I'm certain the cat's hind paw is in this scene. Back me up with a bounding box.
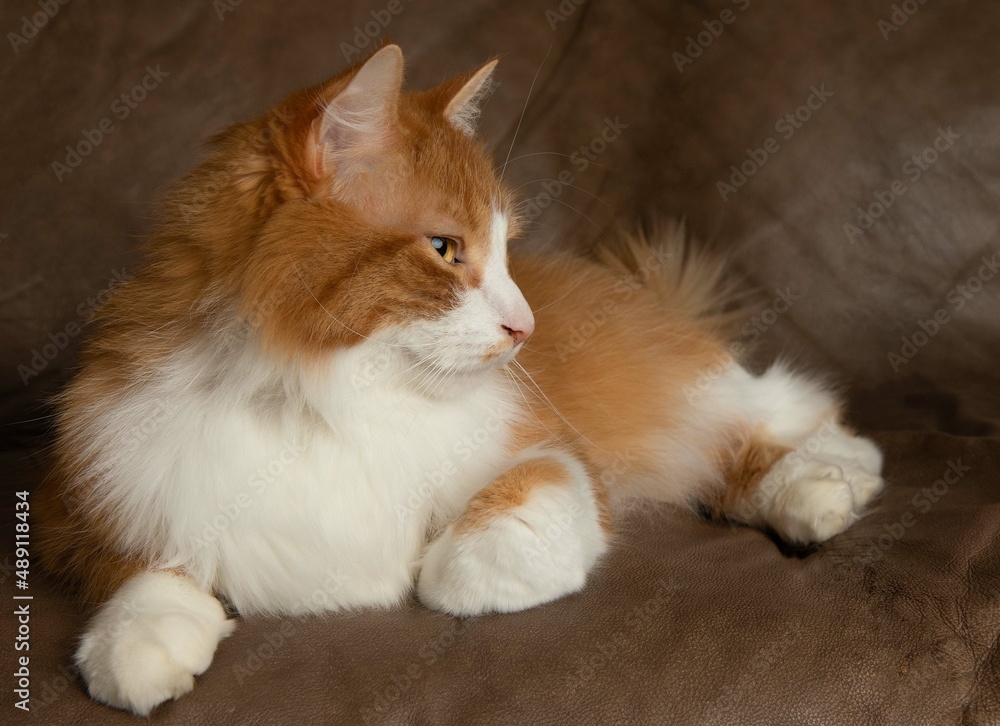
[759,455,884,545]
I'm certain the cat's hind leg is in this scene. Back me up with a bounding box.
[709,364,885,545]
[416,450,610,616]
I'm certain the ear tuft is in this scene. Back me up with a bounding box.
[444,59,498,136]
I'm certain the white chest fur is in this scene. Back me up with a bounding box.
[90,336,519,615]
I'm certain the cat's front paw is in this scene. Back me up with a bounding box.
[76,572,235,716]
[417,474,608,616]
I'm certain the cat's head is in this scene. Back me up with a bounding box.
[202,44,534,392]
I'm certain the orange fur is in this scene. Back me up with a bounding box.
[35,47,757,609]
[510,249,731,490]
[456,457,572,533]
[711,431,793,519]
[35,49,519,606]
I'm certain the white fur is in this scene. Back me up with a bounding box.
[481,211,534,340]
[67,208,549,711]
[76,571,234,716]
[700,362,885,543]
[66,227,882,711]
[417,449,609,616]
[68,206,535,618]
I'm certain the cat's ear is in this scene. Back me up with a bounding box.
[311,44,404,179]
[442,59,498,136]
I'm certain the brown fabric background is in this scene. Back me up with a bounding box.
[1,1,998,724]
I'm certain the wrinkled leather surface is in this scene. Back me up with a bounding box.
[1,1,998,724]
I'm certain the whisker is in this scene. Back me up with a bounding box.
[544,197,603,230]
[498,151,607,173]
[510,359,608,456]
[498,42,553,184]
[512,178,613,208]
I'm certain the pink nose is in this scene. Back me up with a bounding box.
[502,322,533,346]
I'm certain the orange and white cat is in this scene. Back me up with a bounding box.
[36,45,884,715]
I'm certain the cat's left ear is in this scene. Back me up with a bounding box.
[308,44,404,181]
[441,59,498,136]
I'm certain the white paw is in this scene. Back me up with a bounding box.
[840,467,885,508]
[806,428,885,506]
[811,428,883,473]
[77,571,235,716]
[417,480,608,616]
[758,450,886,545]
[767,460,858,544]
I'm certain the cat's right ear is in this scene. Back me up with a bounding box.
[307,44,404,182]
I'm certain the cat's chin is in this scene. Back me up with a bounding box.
[410,357,513,400]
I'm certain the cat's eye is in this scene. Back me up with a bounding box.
[429,236,458,264]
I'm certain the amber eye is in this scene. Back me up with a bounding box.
[429,236,458,264]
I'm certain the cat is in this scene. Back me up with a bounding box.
[35,44,885,715]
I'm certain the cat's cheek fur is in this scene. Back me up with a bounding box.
[396,211,533,376]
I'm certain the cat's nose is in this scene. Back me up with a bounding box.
[502,320,533,346]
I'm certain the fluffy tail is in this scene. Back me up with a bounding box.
[595,219,752,337]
